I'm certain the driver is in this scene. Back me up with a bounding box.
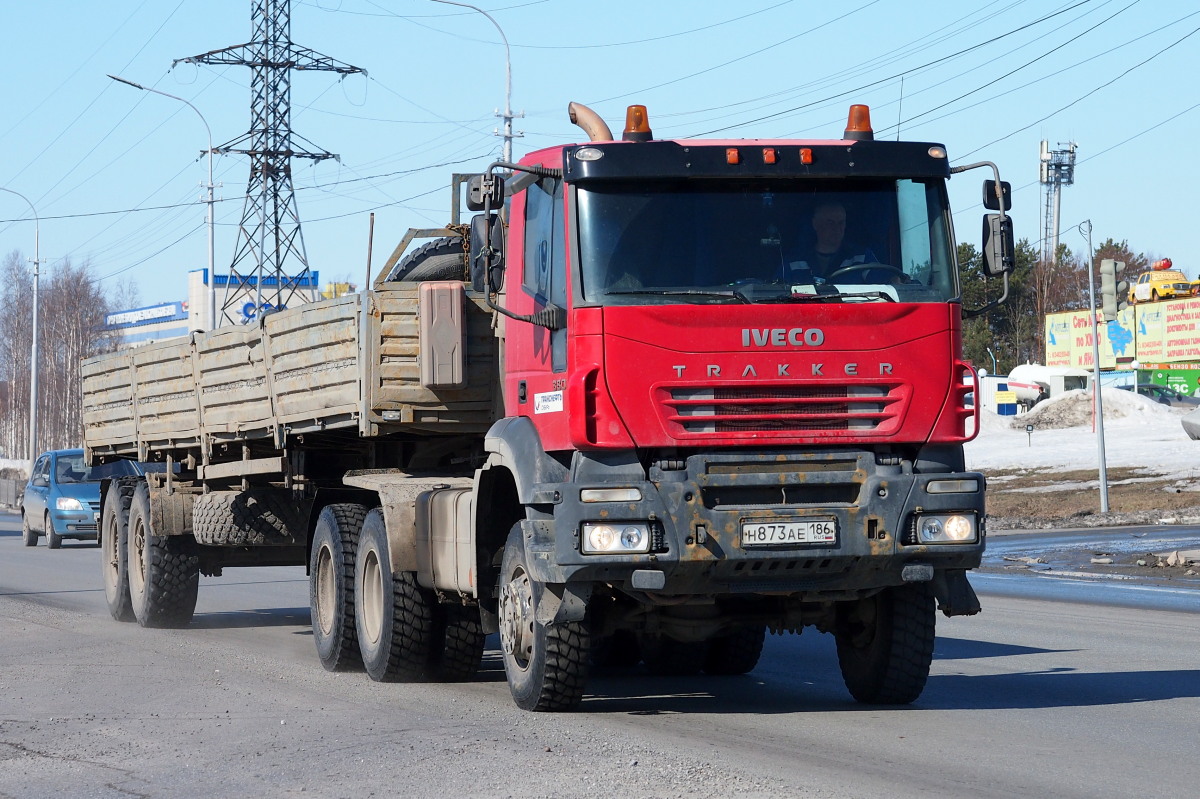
[789,201,878,282]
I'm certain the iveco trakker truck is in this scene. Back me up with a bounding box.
[84,102,1014,710]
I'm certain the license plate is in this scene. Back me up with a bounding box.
[741,519,837,547]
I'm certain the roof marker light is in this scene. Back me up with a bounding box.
[726,148,740,165]
[800,148,813,165]
[762,147,777,164]
[844,104,874,141]
[622,105,653,142]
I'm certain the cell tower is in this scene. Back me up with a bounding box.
[175,0,364,326]
[1039,140,1078,267]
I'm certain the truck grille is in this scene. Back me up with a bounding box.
[661,383,905,435]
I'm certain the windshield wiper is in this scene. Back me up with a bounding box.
[783,290,897,303]
[604,289,751,304]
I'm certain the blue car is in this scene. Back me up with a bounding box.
[21,449,141,549]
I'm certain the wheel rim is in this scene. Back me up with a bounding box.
[360,547,383,645]
[500,565,534,670]
[129,515,146,596]
[314,543,336,637]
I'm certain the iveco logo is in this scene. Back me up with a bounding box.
[742,327,825,348]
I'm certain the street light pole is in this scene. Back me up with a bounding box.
[429,0,520,164]
[108,75,217,330]
[0,187,42,474]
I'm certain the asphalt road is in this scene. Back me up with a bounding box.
[2,509,1198,799]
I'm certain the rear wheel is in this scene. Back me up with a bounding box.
[21,513,37,546]
[310,503,369,671]
[127,480,199,628]
[499,525,589,711]
[45,512,62,549]
[704,626,767,675]
[354,508,433,681]
[1151,289,1159,301]
[642,635,708,676]
[835,583,936,704]
[101,479,137,622]
[428,604,486,682]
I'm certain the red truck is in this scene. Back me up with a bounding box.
[84,101,1013,711]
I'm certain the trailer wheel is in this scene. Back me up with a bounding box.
[499,525,589,711]
[704,625,767,676]
[353,508,432,681]
[388,237,466,282]
[193,489,305,546]
[428,604,486,682]
[101,478,137,622]
[835,582,936,704]
[127,480,199,628]
[310,503,369,672]
[21,512,37,546]
[642,635,707,676]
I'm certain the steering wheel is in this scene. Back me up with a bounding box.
[826,262,906,283]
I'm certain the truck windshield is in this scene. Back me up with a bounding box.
[576,178,957,305]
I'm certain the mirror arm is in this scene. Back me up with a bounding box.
[950,160,1007,228]
[962,272,1010,319]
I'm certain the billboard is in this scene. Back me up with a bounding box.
[1044,297,1200,369]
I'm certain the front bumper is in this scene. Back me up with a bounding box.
[525,449,984,599]
[49,508,100,539]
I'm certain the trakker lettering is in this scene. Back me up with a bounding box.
[673,363,893,377]
[742,328,826,348]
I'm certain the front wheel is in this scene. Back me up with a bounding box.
[45,513,62,549]
[498,525,589,711]
[127,480,199,628]
[835,583,936,704]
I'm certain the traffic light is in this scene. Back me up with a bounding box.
[1099,259,1128,321]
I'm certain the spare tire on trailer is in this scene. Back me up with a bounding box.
[192,489,307,546]
[386,237,466,282]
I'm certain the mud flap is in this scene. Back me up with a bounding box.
[534,582,591,625]
[931,569,982,617]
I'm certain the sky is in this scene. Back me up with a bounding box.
[1,0,1197,310]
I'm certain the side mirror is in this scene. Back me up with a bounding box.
[466,174,505,212]
[469,212,505,293]
[982,214,1014,276]
[983,180,1011,211]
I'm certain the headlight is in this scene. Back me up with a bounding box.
[56,497,85,511]
[913,513,977,544]
[581,522,651,554]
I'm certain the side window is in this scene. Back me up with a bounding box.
[32,456,48,486]
[522,178,565,307]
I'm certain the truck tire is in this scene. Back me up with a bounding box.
[354,508,433,681]
[704,625,767,676]
[428,604,486,682]
[45,512,62,549]
[310,503,369,672]
[101,478,137,622]
[192,489,305,546]
[127,480,200,628]
[835,582,935,704]
[642,635,707,676]
[388,237,466,282]
[499,525,589,711]
[21,512,37,546]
